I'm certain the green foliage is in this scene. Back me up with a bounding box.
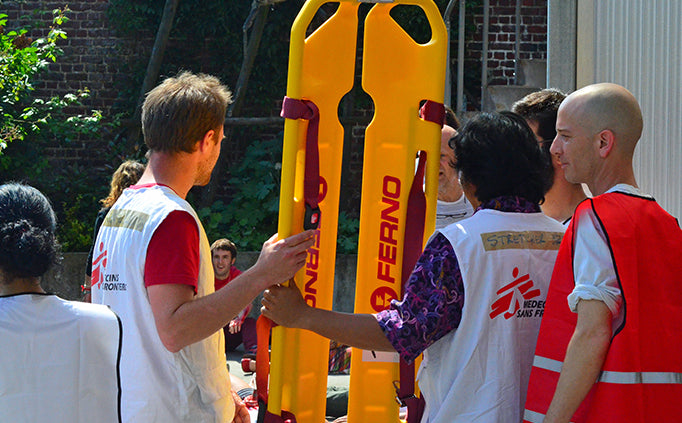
[57,192,97,252]
[0,8,119,252]
[337,211,359,253]
[105,1,300,115]
[198,136,282,251]
[0,9,73,150]
[197,134,360,253]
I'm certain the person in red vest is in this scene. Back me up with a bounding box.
[211,238,257,358]
[523,83,682,423]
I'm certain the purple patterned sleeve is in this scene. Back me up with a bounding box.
[375,232,465,363]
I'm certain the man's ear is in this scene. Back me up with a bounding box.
[198,129,216,152]
[597,129,615,158]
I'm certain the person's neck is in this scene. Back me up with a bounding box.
[438,190,464,203]
[0,276,45,296]
[138,152,197,199]
[587,164,637,196]
[542,181,587,223]
[215,269,230,281]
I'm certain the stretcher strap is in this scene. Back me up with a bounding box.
[281,96,321,230]
[419,100,445,127]
[255,315,298,423]
[396,150,428,423]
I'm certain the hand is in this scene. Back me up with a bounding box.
[231,390,251,423]
[251,230,317,289]
[228,319,243,334]
[260,281,310,329]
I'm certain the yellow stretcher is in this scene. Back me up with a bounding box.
[269,1,447,422]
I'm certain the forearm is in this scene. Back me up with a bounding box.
[301,307,395,352]
[149,267,269,352]
[544,300,612,423]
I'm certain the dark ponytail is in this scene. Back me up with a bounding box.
[0,183,60,279]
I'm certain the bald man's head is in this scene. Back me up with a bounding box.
[561,83,643,155]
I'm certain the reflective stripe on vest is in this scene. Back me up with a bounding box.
[533,354,682,384]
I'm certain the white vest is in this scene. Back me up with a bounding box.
[419,209,564,423]
[92,185,233,423]
[0,294,121,422]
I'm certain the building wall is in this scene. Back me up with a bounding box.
[3,0,152,165]
[467,0,548,86]
[576,0,682,219]
[4,0,549,164]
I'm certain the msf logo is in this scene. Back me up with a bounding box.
[489,267,541,320]
[91,242,108,289]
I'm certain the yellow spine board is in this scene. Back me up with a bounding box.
[347,1,447,422]
[272,2,358,422]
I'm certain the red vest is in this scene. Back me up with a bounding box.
[524,192,682,423]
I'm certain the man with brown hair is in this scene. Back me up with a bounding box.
[211,238,257,358]
[512,88,586,224]
[92,71,315,423]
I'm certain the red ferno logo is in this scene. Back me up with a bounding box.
[303,176,327,307]
[370,175,401,312]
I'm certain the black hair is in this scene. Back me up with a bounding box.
[450,111,552,204]
[0,183,60,279]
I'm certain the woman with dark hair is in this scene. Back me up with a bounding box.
[260,112,567,422]
[0,183,121,422]
[452,111,553,206]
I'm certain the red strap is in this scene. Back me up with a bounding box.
[281,96,321,230]
[396,151,428,422]
[255,315,298,423]
[255,315,273,405]
[400,150,428,283]
[419,100,445,127]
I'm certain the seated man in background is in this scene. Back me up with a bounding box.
[212,238,257,358]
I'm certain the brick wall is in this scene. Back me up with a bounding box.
[466,0,548,86]
[3,0,152,165]
[3,0,547,178]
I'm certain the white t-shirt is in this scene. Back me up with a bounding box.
[568,184,652,333]
[435,194,474,230]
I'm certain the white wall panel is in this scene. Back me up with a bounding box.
[579,0,681,219]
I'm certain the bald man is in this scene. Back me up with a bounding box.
[435,124,473,229]
[523,83,682,423]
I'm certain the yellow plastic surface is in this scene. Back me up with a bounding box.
[274,1,446,422]
[347,1,447,422]
[271,2,358,422]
